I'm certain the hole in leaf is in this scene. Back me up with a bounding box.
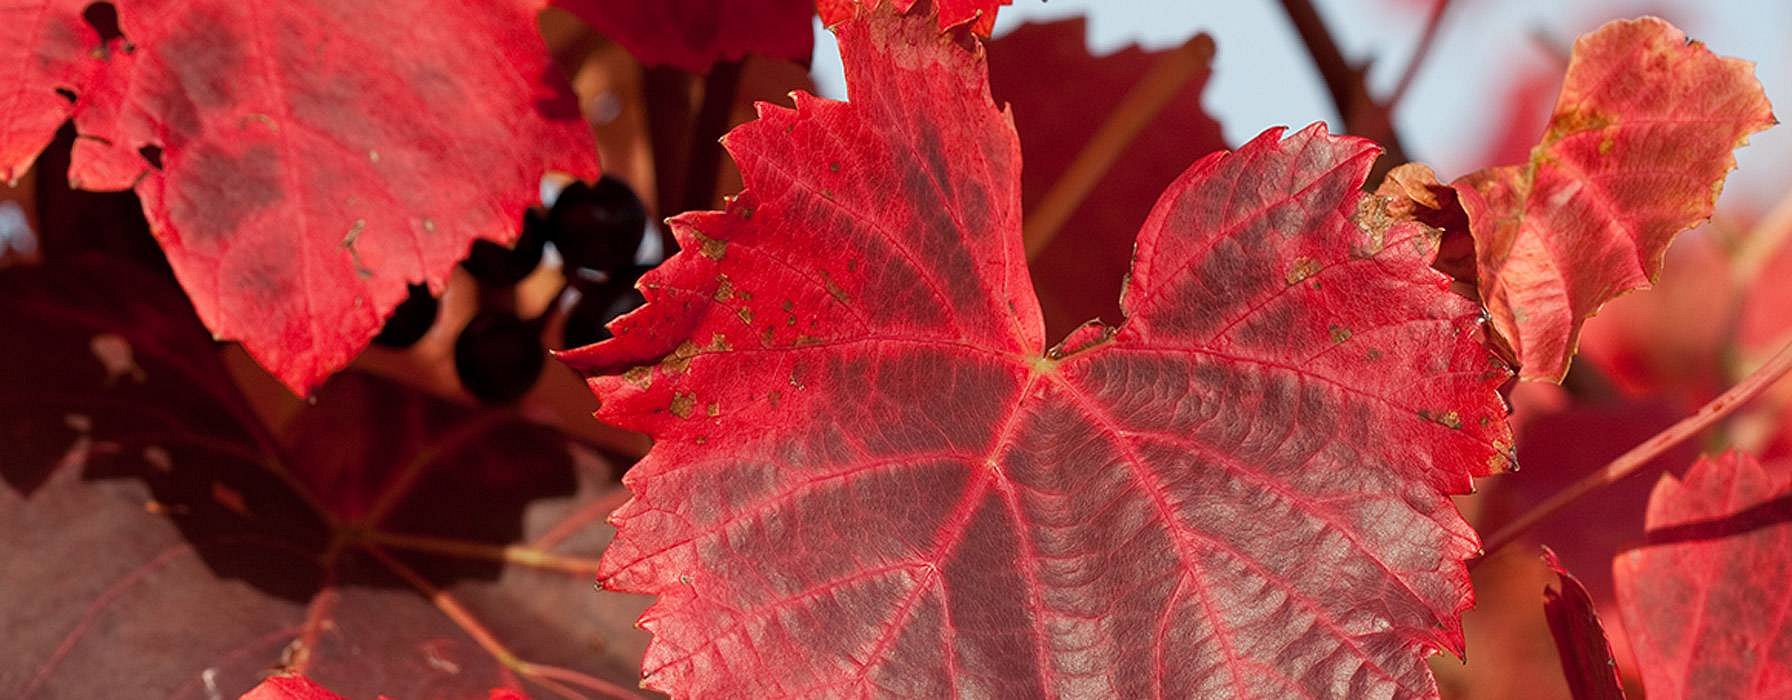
[81,2,124,43]
[54,87,76,104]
[138,145,164,170]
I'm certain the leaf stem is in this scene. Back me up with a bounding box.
[1275,0,1409,181]
[363,530,605,575]
[1021,34,1215,259]
[365,544,637,699]
[1478,336,1792,559]
[530,486,633,550]
[1386,0,1451,109]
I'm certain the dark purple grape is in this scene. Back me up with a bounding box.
[560,272,646,349]
[461,210,548,286]
[551,176,646,281]
[453,311,545,404]
[372,283,439,348]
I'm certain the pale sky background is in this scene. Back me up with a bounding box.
[809,0,1792,207]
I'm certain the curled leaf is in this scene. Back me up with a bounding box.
[1453,17,1772,383]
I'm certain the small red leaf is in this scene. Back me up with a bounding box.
[1614,452,1792,699]
[554,0,816,74]
[1453,17,1773,383]
[240,674,347,700]
[1541,547,1626,700]
[0,0,599,395]
[568,2,1513,695]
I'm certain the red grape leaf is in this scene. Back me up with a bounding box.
[562,1,1514,695]
[0,0,599,396]
[0,0,101,183]
[985,17,1227,341]
[554,0,815,74]
[818,0,1008,35]
[1541,547,1626,700]
[1613,451,1792,699]
[0,256,646,698]
[1452,17,1773,383]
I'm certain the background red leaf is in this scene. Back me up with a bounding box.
[1452,17,1773,383]
[0,256,647,698]
[0,0,600,395]
[567,2,1514,695]
[1613,451,1792,699]
[984,17,1226,341]
[553,0,815,74]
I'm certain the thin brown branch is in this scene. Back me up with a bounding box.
[1276,0,1409,182]
[1022,34,1215,259]
[1387,0,1451,109]
[1478,336,1792,560]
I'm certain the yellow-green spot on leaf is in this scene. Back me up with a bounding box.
[820,272,850,303]
[1417,409,1463,430]
[623,366,652,389]
[692,230,727,260]
[1286,257,1321,285]
[1329,325,1351,344]
[660,340,703,373]
[670,393,696,419]
[714,276,735,302]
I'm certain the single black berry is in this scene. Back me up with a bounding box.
[551,176,647,280]
[453,311,545,404]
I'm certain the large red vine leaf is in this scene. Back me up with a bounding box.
[553,0,816,74]
[1613,452,1792,699]
[1452,17,1773,383]
[0,256,646,698]
[0,0,599,395]
[985,17,1227,342]
[563,2,1514,695]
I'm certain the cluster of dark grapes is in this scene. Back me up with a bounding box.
[373,176,652,404]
